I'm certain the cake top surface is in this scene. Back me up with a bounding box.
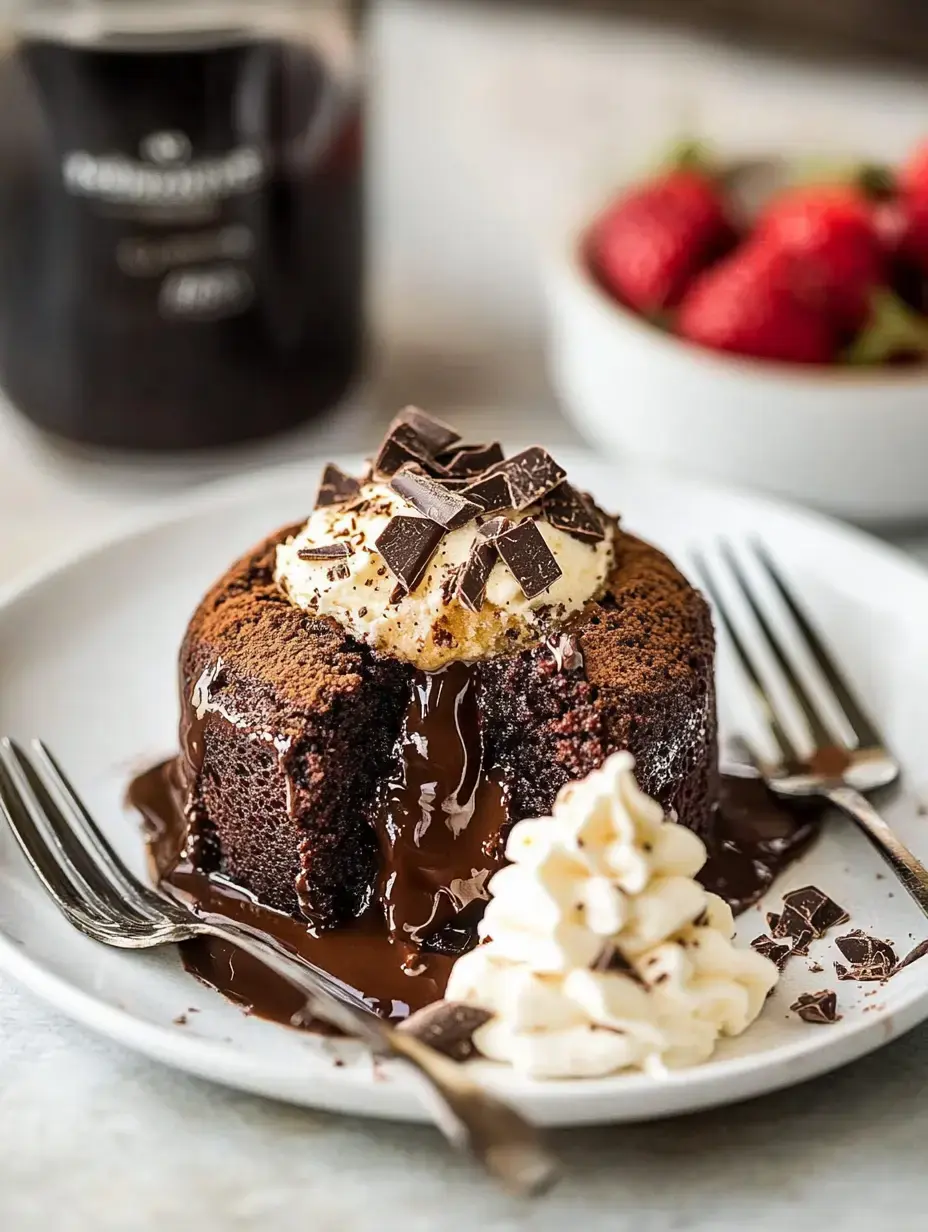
[275,408,616,669]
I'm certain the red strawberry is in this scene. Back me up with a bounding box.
[677,244,836,364]
[754,185,884,333]
[894,140,928,273]
[590,168,734,315]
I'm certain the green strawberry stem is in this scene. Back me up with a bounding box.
[654,138,715,178]
[846,290,928,364]
[789,157,895,200]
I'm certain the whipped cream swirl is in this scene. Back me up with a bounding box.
[275,481,614,670]
[445,753,779,1078]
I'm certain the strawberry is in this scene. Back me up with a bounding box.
[754,184,885,333]
[677,244,836,364]
[894,140,928,274]
[590,166,734,315]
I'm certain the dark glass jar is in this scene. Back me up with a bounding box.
[0,1,363,451]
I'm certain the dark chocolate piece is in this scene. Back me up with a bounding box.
[790,990,840,1024]
[834,930,897,981]
[373,422,443,478]
[439,442,505,476]
[375,516,445,593]
[315,463,361,509]
[392,406,461,456]
[751,934,791,972]
[773,886,849,942]
[297,543,353,561]
[456,538,499,613]
[476,515,513,541]
[545,632,585,673]
[488,446,567,511]
[391,464,481,530]
[543,482,605,543]
[396,1001,492,1061]
[766,912,782,934]
[789,930,814,958]
[495,519,563,599]
[462,472,512,514]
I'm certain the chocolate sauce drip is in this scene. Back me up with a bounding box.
[371,662,509,954]
[128,753,819,1031]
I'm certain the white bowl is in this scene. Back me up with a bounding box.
[545,234,928,524]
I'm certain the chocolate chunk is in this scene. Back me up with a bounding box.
[297,542,353,561]
[456,538,498,612]
[462,472,512,514]
[542,482,605,543]
[373,422,443,478]
[773,886,849,942]
[790,990,840,1024]
[391,464,481,530]
[834,930,897,981]
[392,406,461,456]
[439,442,506,476]
[315,463,361,509]
[751,934,791,972]
[375,516,445,593]
[766,912,782,934]
[545,632,585,673]
[495,519,563,599]
[397,1001,492,1061]
[476,515,513,541]
[487,446,567,511]
[789,930,814,958]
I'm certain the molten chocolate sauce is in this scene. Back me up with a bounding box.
[128,665,820,1030]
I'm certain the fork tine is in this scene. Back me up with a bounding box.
[0,739,159,935]
[0,741,119,934]
[752,540,882,749]
[30,740,173,924]
[690,551,801,769]
[720,542,840,752]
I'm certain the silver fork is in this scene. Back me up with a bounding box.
[0,737,558,1197]
[692,541,928,918]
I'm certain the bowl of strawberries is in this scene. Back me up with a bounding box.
[546,141,928,523]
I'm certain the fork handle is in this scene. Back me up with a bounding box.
[824,785,928,919]
[194,917,558,1197]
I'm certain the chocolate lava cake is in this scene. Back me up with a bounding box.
[171,410,718,970]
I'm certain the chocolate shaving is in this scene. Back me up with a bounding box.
[396,1001,492,1062]
[542,482,605,543]
[315,463,361,509]
[594,944,646,987]
[392,406,461,456]
[462,472,512,514]
[456,538,499,613]
[790,990,841,1024]
[375,516,445,593]
[495,519,563,599]
[439,442,505,476]
[297,542,353,561]
[391,464,481,530]
[834,930,897,981]
[487,446,567,511]
[773,886,849,942]
[751,934,791,972]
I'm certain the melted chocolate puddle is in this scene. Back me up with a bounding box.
[129,671,820,1030]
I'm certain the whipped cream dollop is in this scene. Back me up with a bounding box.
[445,753,779,1078]
[275,481,614,670]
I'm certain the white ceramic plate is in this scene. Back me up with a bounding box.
[2,455,928,1127]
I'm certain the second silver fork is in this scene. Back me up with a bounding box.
[693,540,928,919]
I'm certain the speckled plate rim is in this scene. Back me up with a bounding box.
[1,452,928,1127]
